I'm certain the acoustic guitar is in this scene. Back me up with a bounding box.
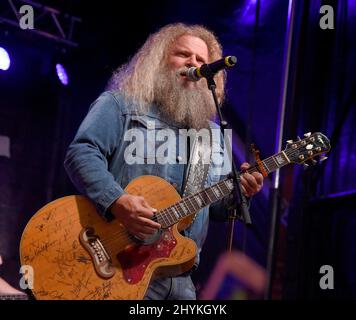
[20,132,330,299]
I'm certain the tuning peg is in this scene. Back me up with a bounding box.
[311,159,317,165]
[286,140,293,144]
[303,163,309,169]
[304,132,311,138]
[320,156,328,162]
[297,136,301,141]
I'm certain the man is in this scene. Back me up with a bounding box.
[64,23,263,300]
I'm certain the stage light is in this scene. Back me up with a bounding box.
[241,0,258,25]
[55,63,69,85]
[0,47,11,71]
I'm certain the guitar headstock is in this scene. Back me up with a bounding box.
[284,132,331,166]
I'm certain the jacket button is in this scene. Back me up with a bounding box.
[171,182,178,188]
[177,155,183,162]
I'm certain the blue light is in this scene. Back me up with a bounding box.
[0,47,11,71]
[56,63,69,85]
[241,0,258,25]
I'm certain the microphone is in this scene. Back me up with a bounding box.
[183,56,237,81]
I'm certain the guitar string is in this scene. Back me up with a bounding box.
[99,182,233,247]
[99,179,232,246]
[101,165,250,246]
[99,187,228,248]
[99,154,300,248]
[99,147,321,248]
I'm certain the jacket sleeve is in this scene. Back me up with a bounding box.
[64,92,126,218]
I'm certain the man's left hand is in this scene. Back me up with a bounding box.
[239,162,264,197]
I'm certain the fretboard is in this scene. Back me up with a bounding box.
[157,150,291,228]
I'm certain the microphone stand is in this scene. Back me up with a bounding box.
[205,75,252,252]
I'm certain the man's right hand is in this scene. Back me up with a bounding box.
[110,194,161,240]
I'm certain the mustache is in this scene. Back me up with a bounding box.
[177,68,188,76]
[177,67,188,77]
[170,67,206,90]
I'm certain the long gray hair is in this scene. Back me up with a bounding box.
[107,23,225,112]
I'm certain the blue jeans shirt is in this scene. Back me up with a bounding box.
[64,91,230,270]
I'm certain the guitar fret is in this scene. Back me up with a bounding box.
[171,206,181,219]
[261,160,270,173]
[195,194,203,207]
[187,197,196,211]
[157,210,165,226]
[166,210,174,227]
[159,209,169,227]
[183,198,194,214]
[197,192,206,206]
[271,156,280,169]
[261,157,274,172]
[219,181,229,194]
[204,190,213,202]
[209,187,219,202]
[216,184,224,195]
[210,186,220,199]
[169,203,179,224]
[178,202,188,215]
[222,179,234,193]
[200,191,210,206]
[160,209,168,227]
[212,188,219,199]
[272,152,289,169]
[165,210,173,227]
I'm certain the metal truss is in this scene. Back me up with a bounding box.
[0,0,81,47]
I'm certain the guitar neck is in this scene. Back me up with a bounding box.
[246,150,291,175]
[157,150,292,228]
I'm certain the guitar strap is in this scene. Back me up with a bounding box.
[181,128,212,224]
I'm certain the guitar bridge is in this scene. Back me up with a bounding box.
[79,228,115,279]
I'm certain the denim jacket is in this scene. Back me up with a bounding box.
[64,91,230,267]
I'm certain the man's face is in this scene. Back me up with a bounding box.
[166,35,209,88]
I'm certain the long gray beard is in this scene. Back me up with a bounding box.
[153,67,216,130]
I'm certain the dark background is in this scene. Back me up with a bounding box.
[0,0,355,299]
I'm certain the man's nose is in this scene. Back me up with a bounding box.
[185,56,199,68]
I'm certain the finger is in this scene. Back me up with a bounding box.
[240,184,248,196]
[134,232,152,240]
[242,173,259,190]
[137,216,161,229]
[140,199,158,214]
[242,173,262,196]
[137,206,156,218]
[136,224,157,235]
[240,176,254,196]
[140,198,155,211]
[240,162,251,171]
[252,172,264,186]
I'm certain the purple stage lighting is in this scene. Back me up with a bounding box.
[56,63,69,85]
[0,47,11,71]
[240,0,258,25]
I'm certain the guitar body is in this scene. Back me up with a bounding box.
[20,175,197,300]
